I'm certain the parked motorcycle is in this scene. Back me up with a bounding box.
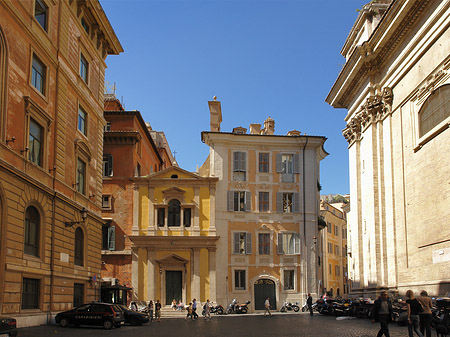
[210,304,225,315]
[332,299,353,317]
[280,301,300,312]
[226,299,250,314]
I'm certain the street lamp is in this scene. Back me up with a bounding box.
[64,207,87,227]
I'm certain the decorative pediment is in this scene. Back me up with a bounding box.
[149,166,201,180]
[156,254,189,266]
[162,186,185,203]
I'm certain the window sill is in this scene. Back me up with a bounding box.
[414,120,449,152]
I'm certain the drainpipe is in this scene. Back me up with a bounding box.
[302,136,308,296]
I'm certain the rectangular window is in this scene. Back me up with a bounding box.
[102,195,111,210]
[277,233,300,255]
[234,270,246,290]
[78,107,87,135]
[334,225,338,236]
[327,222,332,233]
[157,208,165,227]
[29,118,43,166]
[34,0,47,31]
[31,54,46,95]
[258,153,269,173]
[81,17,90,34]
[80,53,89,83]
[102,225,115,250]
[76,158,86,195]
[276,192,299,213]
[22,278,40,309]
[233,151,246,181]
[335,244,339,256]
[342,246,346,256]
[284,270,295,290]
[259,192,269,212]
[329,264,332,275]
[233,232,252,255]
[327,242,333,254]
[335,265,340,276]
[183,208,191,227]
[228,191,251,212]
[102,154,113,177]
[258,233,270,255]
[104,122,111,131]
[73,283,84,307]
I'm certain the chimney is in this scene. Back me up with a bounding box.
[262,116,275,135]
[249,124,261,135]
[208,96,222,132]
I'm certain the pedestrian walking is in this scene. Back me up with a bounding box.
[148,300,154,322]
[307,293,313,316]
[185,302,194,320]
[372,290,394,337]
[418,290,432,337]
[204,299,211,320]
[155,299,161,322]
[192,298,198,320]
[406,290,424,337]
[264,297,272,317]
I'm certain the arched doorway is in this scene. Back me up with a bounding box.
[254,279,276,310]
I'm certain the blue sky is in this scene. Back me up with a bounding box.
[101,0,365,195]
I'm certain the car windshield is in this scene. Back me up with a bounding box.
[75,304,91,312]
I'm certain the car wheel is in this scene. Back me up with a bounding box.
[59,318,69,328]
[130,317,140,326]
[293,306,299,312]
[103,320,113,330]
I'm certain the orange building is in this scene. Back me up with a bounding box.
[0,0,122,326]
[101,96,171,302]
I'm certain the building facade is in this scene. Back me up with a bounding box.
[320,200,348,298]
[129,166,219,305]
[101,97,165,300]
[201,98,328,311]
[326,0,450,296]
[0,0,122,326]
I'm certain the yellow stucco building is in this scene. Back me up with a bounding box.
[129,166,219,305]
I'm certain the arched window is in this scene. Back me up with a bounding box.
[74,227,84,266]
[419,84,450,137]
[167,199,180,227]
[24,206,40,256]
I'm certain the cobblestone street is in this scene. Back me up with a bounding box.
[17,312,410,337]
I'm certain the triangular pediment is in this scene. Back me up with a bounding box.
[156,253,189,265]
[148,166,201,180]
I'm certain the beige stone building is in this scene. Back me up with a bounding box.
[0,0,122,326]
[320,201,348,298]
[201,98,328,311]
[326,0,450,297]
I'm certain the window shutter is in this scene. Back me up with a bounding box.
[108,226,115,250]
[292,193,300,213]
[294,234,300,254]
[245,191,251,212]
[108,154,113,176]
[277,233,284,254]
[233,152,239,171]
[246,232,252,254]
[233,232,240,254]
[240,152,246,172]
[276,153,282,172]
[293,153,300,173]
[227,191,234,211]
[276,192,283,213]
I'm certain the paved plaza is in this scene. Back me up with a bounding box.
[17,312,411,337]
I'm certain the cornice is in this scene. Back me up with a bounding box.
[327,0,432,109]
[129,235,220,249]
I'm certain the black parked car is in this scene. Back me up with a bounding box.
[55,302,124,329]
[0,316,17,337]
[117,305,149,325]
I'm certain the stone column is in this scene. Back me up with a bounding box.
[132,186,140,235]
[131,247,139,300]
[148,187,156,235]
[191,248,201,299]
[208,248,217,302]
[147,249,156,300]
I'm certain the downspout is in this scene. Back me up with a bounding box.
[301,136,308,297]
[48,0,63,324]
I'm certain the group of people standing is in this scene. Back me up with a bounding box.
[373,289,433,337]
[146,300,162,322]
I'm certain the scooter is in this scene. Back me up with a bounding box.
[210,304,225,315]
[280,301,300,312]
[226,299,250,314]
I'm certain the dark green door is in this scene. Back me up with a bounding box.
[254,279,276,310]
[165,271,182,305]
